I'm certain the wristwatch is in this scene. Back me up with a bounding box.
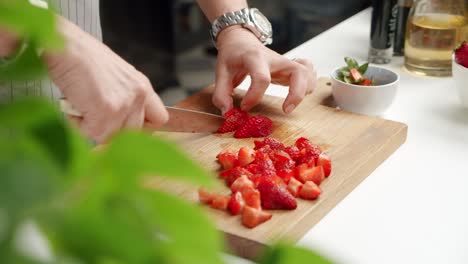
[210,8,273,48]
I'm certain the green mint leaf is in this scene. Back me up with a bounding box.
[259,243,333,264]
[343,76,352,84]
[358,63,369,74]
[344,57,359,69]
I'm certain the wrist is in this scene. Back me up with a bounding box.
[216,25,261,49]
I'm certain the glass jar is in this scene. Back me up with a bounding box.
[404,0,467,76]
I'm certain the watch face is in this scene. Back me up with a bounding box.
[250,9,272,35]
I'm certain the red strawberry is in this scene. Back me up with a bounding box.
[299,181,321,200]
[296,164,325,185]
[244,163,260,174]
[254,137,284,150]
[255,157,276,177]
[242,206,272,228]
[217,108,249,133]
[227,191,246,215]
[318,153,332,177]
[295,137,312,150]
[230,175,254,193]
[210,194,230,210]
[455,41,468,68]
[217,150,238,170]
[234,115,273,138]
[277,170,294,184]
[240,187,261,209]
[285,146,301,161]
[238,147,255,166]
[223,167,254,187]
[198,188,215,204]
[257,177,297,210]
[287,177,303,197]
[273,151,295,172]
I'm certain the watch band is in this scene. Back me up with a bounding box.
[210,8,250,41]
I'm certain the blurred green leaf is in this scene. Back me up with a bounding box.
[99,131,215,188]
[343,76,352,84]
[0,43,48,81]
[344,57,359,69]
[145,190,224,264]
[260,244,333,264]
[358,63,369,74]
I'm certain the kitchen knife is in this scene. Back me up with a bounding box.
[59,99,224,133]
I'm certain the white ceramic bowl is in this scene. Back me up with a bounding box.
[330,66,399,116]
[452,58,468,109]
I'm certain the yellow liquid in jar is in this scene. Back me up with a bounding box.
[404,14,467,76]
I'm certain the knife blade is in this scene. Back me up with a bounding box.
[59,99,223,133]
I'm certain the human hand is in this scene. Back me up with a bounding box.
[0,27,19,57]
[213,26,317,114]
[44,17,168,143]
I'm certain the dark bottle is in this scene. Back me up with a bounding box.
[393,0,413,56]
[368,0,398,64]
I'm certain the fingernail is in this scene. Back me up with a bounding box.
[285,104,296,114]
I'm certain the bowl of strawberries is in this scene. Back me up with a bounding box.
[453,41,468,109]
[331,57,399,116]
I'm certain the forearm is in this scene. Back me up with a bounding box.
[196,0,247,22]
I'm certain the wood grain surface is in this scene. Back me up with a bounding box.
[148,78,408,260]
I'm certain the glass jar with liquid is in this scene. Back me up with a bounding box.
[404,0,467,76]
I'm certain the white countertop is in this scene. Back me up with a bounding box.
[238,8,468,264]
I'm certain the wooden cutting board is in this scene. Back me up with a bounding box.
[149,78,407,259]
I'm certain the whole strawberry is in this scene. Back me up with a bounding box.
[455,41,468,68]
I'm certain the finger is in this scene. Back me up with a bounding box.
[123,105,145,129]
[213,64,234,114]
[292,58,317,95]
[275,61,308,114]
[67,115,83,128]
[240,55,271,111]
[144,91,169,128]
[80,111,125,144]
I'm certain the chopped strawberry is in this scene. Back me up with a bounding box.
[276,170,294,184]
[287,177,303,197]
[284,145,301,161]
[295,137,313,150]
[256,137,285,150]
[198,188,215,204]
[455,41,468,68]
[223,167,254,187]
[242,206,272,228]
[350,68,363,83]
[296,165,325,185]
[210,194,230,210]
[227,191,246,215]
[230,175,254,193]
[257,177,297,210]
[234,115,273,138]
[238,147,255,166]
[299,181,321,200]
[255,157,276,177]
[273,151,295,172]
[217,150,238,170]
[244,163,260,174]
[217,108,249,133]
[359,78,372,86]
[318,153,332,177]
[240,187,261,209]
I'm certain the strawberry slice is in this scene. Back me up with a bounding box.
[455,41,468,68]
[350,68,363,83]
[299,181,321,200]
[254,137,285,150]
[284,145,301,161]
[222,167,254,187]
[216,150,238,170]
[234,115,273,138]
[238,147,255,166]
[318,153,332,177]
[257,177,297,210]
[242,206,272,228]
[227,191,246,215]
[210,194,230,210]
[296,165,325,185]
[198,188,215,204]
[240,187,261,209]
[276,170,294,184]
[217,108,249,133]
[230,175,254,193]
[295,137,313,150]
[287,177,303,197]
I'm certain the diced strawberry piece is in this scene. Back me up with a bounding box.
[245,163,260,174]
[234,115,273,138]
[350,68,363,83]
[230,175,254,193]
[198,188,215,204]
[285,145,301,161]
[210,194,230,210]
[455,41,468,68]
[227,191,246,215]
[359,78,372,86]
[238,147,255,166]
[307,158,316,168]
[296,165,325,185]
[273,151,295,172]
[217,150,238,170]
[257,177,297,210]
[277,170,294,184]
[318,153,332,177]
[256,158,276,177]
[224,167,254,187]
[287,177,303,197]
[242,206,272,228]
[240,187,261,209]
[299,181,321,200]
[263,137,285,150]
[295,137,312,150]
[217,108,249,133]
